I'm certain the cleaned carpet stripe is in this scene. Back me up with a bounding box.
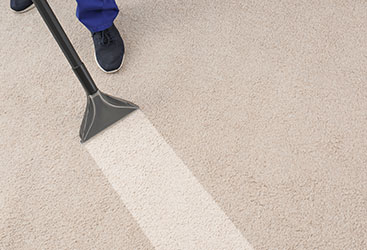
[85,110,252,250]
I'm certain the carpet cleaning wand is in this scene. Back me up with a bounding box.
[33,0,139,142]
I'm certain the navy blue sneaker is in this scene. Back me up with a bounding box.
[92,24,125,74]
[10,0,34,13]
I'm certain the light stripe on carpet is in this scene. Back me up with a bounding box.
[85,110,252,250]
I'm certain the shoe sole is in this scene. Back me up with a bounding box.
[94,50,125,74]
[11,3,35,14]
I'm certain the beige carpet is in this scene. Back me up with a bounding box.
[1,0,366,249]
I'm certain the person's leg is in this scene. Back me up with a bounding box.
[76,0,125,74]
[11,0,124,74]
[76,0,119,33]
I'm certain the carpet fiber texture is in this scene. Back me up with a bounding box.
[1,0,366,249]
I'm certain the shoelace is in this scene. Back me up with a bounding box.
[97,29,113,46]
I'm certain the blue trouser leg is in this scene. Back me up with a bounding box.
[76,0,119,33]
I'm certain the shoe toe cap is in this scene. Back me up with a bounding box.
[96,52,124,73]
[11,0,33,11]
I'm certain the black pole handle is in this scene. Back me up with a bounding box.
[33,0,98,95]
